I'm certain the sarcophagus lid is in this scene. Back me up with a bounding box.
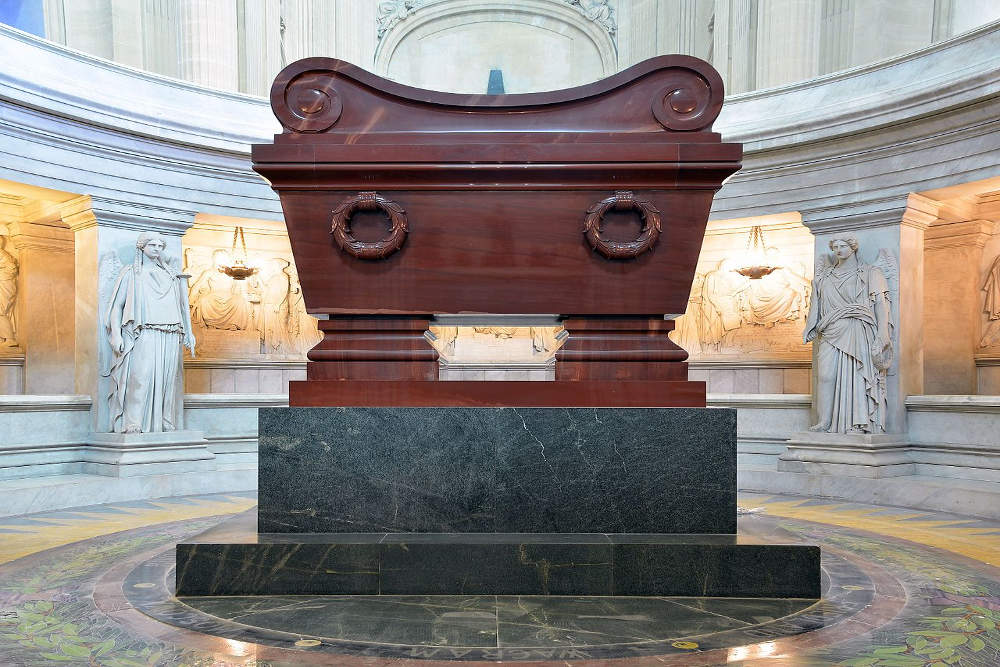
[253,56,741,316]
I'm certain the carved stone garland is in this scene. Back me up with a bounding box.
[330,192,409,260]
[583,190,662,259]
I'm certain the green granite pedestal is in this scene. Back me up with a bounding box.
[176,407,820,597]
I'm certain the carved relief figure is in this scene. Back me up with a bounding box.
[187,249,252,331]
[260,258,293,353]
[569,0,616,34]
[377,0,418,38]
[285,267,322,354]
[103,233,195,433]
[979,254,1000,347]
[804,237,895,434]
[0,236,18,348]
[673,249,812,355]
[701,258,750,351]
[670,273,704,355]
[745,250,811,327]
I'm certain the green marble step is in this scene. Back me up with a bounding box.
[175,511,820,598]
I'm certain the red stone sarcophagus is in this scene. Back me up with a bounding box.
[252,56,741,407]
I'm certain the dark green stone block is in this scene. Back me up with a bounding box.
[257,407,737,535]
[176,513,820,598]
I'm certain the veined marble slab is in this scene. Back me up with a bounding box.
[258,407,736,534]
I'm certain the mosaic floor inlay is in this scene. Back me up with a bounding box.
[0,492,998,665]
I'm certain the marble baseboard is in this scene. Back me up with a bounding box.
[0,468,256,517]
[740,468,1000,520]
[258,407,737,534]
[176,511,819,598]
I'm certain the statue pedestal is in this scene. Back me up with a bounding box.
[176,407,820,598]
[778,432,913,478]
[85,430,215,477]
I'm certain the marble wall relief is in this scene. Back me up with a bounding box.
[428,324,566,365]
[0,235,18,349]
[804,237,897,434]
[979,253,1000,348]
[671,254,812,357]
[182,246,320,360]
[101,233,194,433]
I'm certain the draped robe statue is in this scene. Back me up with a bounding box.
[103,233,195,433]
[804,237,893,434]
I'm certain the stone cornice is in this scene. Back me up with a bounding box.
[184,359,306,371]
[62,195,195,235]
[183,394,289,409]
[707,394,812,409]
[0,395,91,412]
[906,395,1000,413]
[719,20,1000,149]
[689,358,811,369]
[7,220,74,252]
[800,192,943,235]
[924,219,993,249]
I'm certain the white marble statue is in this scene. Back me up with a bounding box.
[804,236,895,434]
[102,233,195,434]
[0,236,18,348]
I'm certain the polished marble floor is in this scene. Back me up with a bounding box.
[0,492,998,665]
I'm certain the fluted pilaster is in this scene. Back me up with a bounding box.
[755,0,820,89]
[712,0,756,94]
[178,0,239,91]
[240,0,281,95]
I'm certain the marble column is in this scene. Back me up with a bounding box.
[923,216,992,394]
[711,0,756,94]
[281,0,314,66]
[177,0,239,91]
[55,0,114,60]
[63,196,215,476]
[110,0,144,69]
[655,0,714,62]
[616,0,658,69]
[140,0,181,79]
[755,0,820,89]
[334,0,378,68]
[7,220,75,394]
[778,194,934,477]
[239,0,282,95]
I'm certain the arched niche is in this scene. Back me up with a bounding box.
[374,0,617,94]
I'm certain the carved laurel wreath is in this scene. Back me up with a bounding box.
[330,192,408,260]
[583,191,662,260]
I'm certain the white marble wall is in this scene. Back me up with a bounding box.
[1,21,1000,515]
[36,0,1000,96]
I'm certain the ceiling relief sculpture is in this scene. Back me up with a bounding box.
[181,244,320,361]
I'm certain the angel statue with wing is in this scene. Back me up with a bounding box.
[102,233,195,433]
[803,236,895,434]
